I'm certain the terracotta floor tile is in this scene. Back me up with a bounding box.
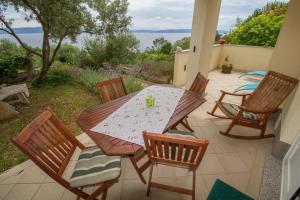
[4,184,40,200]
[0,184,14,199]
[217,153,249,173]
[32,183,64,200]
[199,154,225,175]
[203,173,233,192]
[229,172,250,192]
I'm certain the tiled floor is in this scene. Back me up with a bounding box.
[0,70,273,200]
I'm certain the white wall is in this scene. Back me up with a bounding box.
[173,44,274,86]
[173,50,189,87]
[219,45,273,71]
[268,0,300,144]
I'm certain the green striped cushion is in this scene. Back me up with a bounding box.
[222,102,258,121]
[165,130,197,139]
[69,146,121,187]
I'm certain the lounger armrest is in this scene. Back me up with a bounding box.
[220,90,251,97]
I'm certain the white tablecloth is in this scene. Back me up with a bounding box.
[91,85,185,147]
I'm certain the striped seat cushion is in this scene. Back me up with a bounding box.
[165,130,197,139]
[69,146,121,187]
[222,102,258,121]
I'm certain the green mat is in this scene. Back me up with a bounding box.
[207,179,254,200]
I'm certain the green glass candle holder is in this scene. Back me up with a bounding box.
[146,95,155,108]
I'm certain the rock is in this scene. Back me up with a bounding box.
[0,101,19,121]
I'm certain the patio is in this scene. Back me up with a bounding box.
[0,70,274,200]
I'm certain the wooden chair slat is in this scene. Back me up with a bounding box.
[150,140,157,157]
[40,125,68,157]
[31,134,63,166]
[157,141,163,158]
[177,144,184,161]
[190,146,200,163]
[183,145,191,162]
[164,142,169,159]
[46,121,73,151]
[25,141,60,173]
[96,77,127,103]
[36,130,65,162]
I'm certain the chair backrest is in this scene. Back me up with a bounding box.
[11,110,84,178]
[244,71,299,112]
[143,132,208,170]
[96,76,127,103]
[189,72,209,96]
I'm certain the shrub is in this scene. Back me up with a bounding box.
[76,71,106,94]
[124,76,144,93]
[32,66,73,87]
[77,33,140,69]
[77,50,95,69]
[173,37,190,51]
[56,44,80,64]
[0,55,31,78]
[106,33,140,65]
[142,53,170,61]
[78,38,106,69]
[140,58,173,83]
[0,39,24,57]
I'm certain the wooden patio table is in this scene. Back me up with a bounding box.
[76,85,206,183]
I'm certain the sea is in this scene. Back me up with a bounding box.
[0,32,191,51]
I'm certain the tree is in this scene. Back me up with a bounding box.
[106,33,140,65]
[224,2,288,47]
[173,37,190,51]
[146,37,172,54]
[215,31,222,43]
[0,0,131,83]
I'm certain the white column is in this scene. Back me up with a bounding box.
[267,0,300,144]
[186,0,222,88]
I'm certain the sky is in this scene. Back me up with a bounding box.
[7,0,289,31]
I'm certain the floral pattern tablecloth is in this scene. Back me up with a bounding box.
[90,85,185,147]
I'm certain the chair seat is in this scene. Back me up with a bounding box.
[70,146,121,187]
[166,130,197,139]
[221,102,258,121]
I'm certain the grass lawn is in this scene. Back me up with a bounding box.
[0,83,99,173]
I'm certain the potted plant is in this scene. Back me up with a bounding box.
[221,56,233,74]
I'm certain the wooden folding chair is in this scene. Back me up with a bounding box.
[96,76,150,184]
[12,110,121,200]
[143,130,209,200]
[96,76,127,103]
[177,72,209,132]
[208,71,299,139]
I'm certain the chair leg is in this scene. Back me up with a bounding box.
[129,153,150,184]
[87,182,113,200]
[192,170,196,200]
[180,117,194,132]
[220,120,235,135]
[260,123,267,138]
[101,189,108,200]
[147,164,154,196]
[76,187,83,200]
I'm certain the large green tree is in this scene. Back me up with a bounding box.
[0,0,131,82]
[224,2,288,47]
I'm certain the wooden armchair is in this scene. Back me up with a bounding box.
[96,76,127,103]
[208,71,299,139]
[177,72,209,132]
[143,130,209,200]
[11,110,121,200]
